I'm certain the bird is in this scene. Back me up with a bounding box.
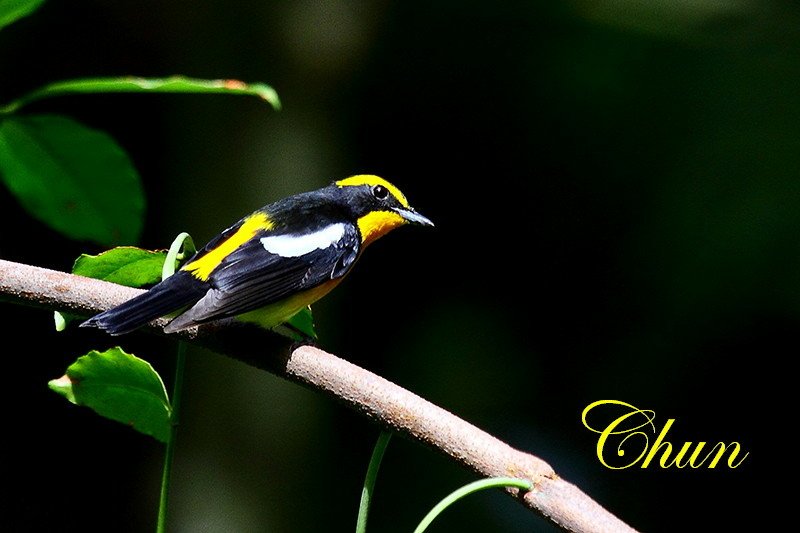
[81,175,433,336]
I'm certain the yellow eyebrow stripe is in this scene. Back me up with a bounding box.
[183,212,273,281]
[336,174,410,208]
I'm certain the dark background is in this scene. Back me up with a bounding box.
[0,1,782,531]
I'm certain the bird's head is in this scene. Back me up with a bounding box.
[335,175,433,247]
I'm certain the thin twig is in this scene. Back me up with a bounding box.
[0,258,637,533]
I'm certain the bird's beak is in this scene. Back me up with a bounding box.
[394,207,434,227]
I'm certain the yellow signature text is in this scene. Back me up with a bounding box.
[581,400,749,469]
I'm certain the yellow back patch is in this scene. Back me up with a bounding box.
[183,212,273,281]
[336,175,410,208]
[357,210,406,247]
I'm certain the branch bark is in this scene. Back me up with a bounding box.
[0,258,637,533]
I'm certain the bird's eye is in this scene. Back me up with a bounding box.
[372,184,389,200]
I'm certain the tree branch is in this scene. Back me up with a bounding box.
[0,258,637,533]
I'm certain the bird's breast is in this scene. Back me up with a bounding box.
[236,278,343,329]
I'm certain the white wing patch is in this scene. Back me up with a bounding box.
[260,223,346,257]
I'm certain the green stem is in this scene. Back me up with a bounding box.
[157,341,187,533]
[413,477,532,533]
[162,232,195,279]
[156,233,195,533]
[355,430,392,533]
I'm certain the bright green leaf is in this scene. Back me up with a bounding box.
[0,0,44,31]
[48,347,171,443]
[73,247,167,287]
[1,76,281,114]
[55,246,167,330]
[0,115,144,245]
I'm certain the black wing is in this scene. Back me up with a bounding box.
[81,271,208,335]
[163,224,359,331]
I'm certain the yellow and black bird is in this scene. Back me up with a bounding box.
[81,175,432,336]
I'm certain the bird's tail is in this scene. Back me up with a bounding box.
[80,272,206,336]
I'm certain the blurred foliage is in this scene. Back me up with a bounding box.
[0,0,43,31]
[0,75,279,246]
[0,0,783,531]
[0,114,144,245]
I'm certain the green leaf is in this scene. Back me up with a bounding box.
[0,114,144,245]
[48,347,171,443]
[274,306,317,341]
[0,0,44,31]
[54,246,166,331]
[1,76,281,114]
[73,247,167,288]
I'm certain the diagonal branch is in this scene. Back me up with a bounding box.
[0,258,637,533]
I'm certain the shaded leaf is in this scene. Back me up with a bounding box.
[73,247,167,288]
[0,0,44,31]
[1,76,281,114]
[48,347,171,443]
[0,114,144,245]
[275,306,317,341]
